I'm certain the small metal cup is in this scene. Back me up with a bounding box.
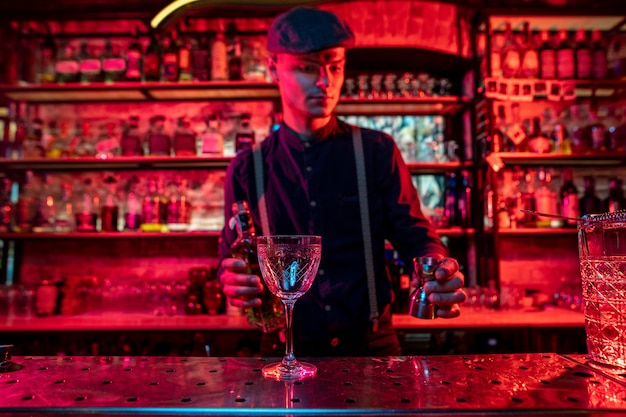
[408,257,440,320]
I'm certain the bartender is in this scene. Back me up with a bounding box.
[218,6,466,356]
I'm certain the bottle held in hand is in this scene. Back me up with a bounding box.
[229,200,284,333]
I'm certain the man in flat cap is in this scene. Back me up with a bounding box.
[218,7,466,357]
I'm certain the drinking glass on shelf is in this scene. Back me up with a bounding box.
[257,235,322,381]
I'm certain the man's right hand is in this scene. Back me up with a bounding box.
[219,257,264,308]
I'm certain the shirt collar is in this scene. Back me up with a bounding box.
[279,116,345,149]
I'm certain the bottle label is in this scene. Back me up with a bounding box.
[120,135,142,156]
[540,50,556,79]
[96,138,119,155]
[173,133,196,154]
[211,42,228,80]
[162,53,178,80]
[502,50,521,78]
[490,51,502,77]
[576,49,592,78]
[201,133,223,155]
[561,194,579,220]
[556,49,575,79]
[521,50,539,78]
[144,55,159,78]
[103,57,126,73]
[179,49,190,70]
[80,59,101,75]
[55,60,79,75]
[148,134,171,155]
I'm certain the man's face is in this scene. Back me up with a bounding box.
[269,47,346,122]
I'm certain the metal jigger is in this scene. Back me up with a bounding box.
[408,257,440,320]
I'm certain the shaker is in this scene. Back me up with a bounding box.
[408,256,440,320]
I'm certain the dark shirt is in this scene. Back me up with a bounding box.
[218,116,447,354]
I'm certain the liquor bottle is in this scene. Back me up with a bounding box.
[46,121,71,158]
[534,168,558,227]
[608,106,626,152]
[501,22,521,79]
[169,116,194,156]
[234,113,255,153]
[141,178,167,232]
[166,178,190,231]
[18,25,36,84]
[490,104,507,153]
[22,118,45,158]
[0,177,14,232]
[527,117,552,154]
[590,29,608,80]
[587,107,607,152]
[95,121,121,158]
[55,43,79,83]
[242,38,268,81]
[519,22,539,79]
[102,39,126,83]
[604,177,625,213]
[538,30,556,79]
[579,176,602,216]
[143,34,161,82]
[552,121,571,155]
[229,200,284,333]
[178,34,192,82]
[442,172,458,227]
[559,167,579,227]
[36,25,56,84]
[191,36,210,81]
[125,27,143,81]
[574,29,591,79]
[488,23,503,78]
[74,179,98,232]
[568,105,588,154]
[120,116,143,156]
[15,170,38,232]
[228,39,243,81]
[386,242,411,314]
[198,114,224,156]
[161,33,178,82]
[506,103,527,152]
[211,30,228,81]
[124,190,141,231]
[72,121,97,157]
[78,40,102,83]
[54,182,75,232]
[101,177,119,232]
[555,30,575,79]
[458,171,472,228]
[145,115,171,156]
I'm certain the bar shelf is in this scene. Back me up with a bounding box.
[496,228,577,236]
[490,152,626,167]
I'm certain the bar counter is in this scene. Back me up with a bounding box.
[2,353,626,416]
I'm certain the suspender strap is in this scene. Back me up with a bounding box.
[352,126,379,332]
[253,143,270,236]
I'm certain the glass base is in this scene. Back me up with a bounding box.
[262,361,317,381]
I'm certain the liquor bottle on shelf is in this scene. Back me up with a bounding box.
[166,178,190,231]
[211,29,228,81]
[78,40,102,83]
[101,176,119,232]
[242,38,268,81]
[442,172,458,227]
[15,170,38,232]
[505,103,527,152]
[0,177,14,232]
[141,178,167,232]
[102,39,126,83]
[559,167,579,228]
[574,29,591,79]
[519,169,537,228]
[55,43,79,84]
[124,190,141,231]
[35,175,58,232]
[172,116,196,156]
[552,121,571,155]
[605,177,625,213]
[501,22,521,79]
[458,171,472,228]
[197,114,224,156]
[72,121,97,157]
[228,39,243,81]
[125,27,143,81]
[489,23,503,78]
[22,118,45,158]
[36,25,56,84]
[568,104,588,154]
[555,30,575,79]
[534,168,558,227]
[46,121,71,158]
[229,200,284,332]
[177,32,192,82]
[17,25,36,84]
[161,33,179,82]
[528,116,553,154]
[191,36,210,81]
[95,122,121,159]
[234,113,255,153]
[587,107,607,152]
[490,104,507,153]
[608,106,626,152]
[538,30,556,80]
[120,115,143,156]
[143,34,161,82]
[519,21,539,79]
[579,176,602,216]
[54,182,75,232]
[590,29,608,80]
[145,115,171,156]
[74,179,98,232]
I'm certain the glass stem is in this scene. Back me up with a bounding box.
[281,300,296,368]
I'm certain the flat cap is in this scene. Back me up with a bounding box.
[267,7,355,54]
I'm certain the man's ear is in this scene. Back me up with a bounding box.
[267,54,278,82]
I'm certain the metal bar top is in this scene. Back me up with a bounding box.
[2,354,626,416]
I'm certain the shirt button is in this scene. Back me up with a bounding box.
[306,166,312,172]
[330,337,339,347]
[310,200,317,207]
[304,142,311,148]
[318,269,324,276]
[325,305,332,312]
